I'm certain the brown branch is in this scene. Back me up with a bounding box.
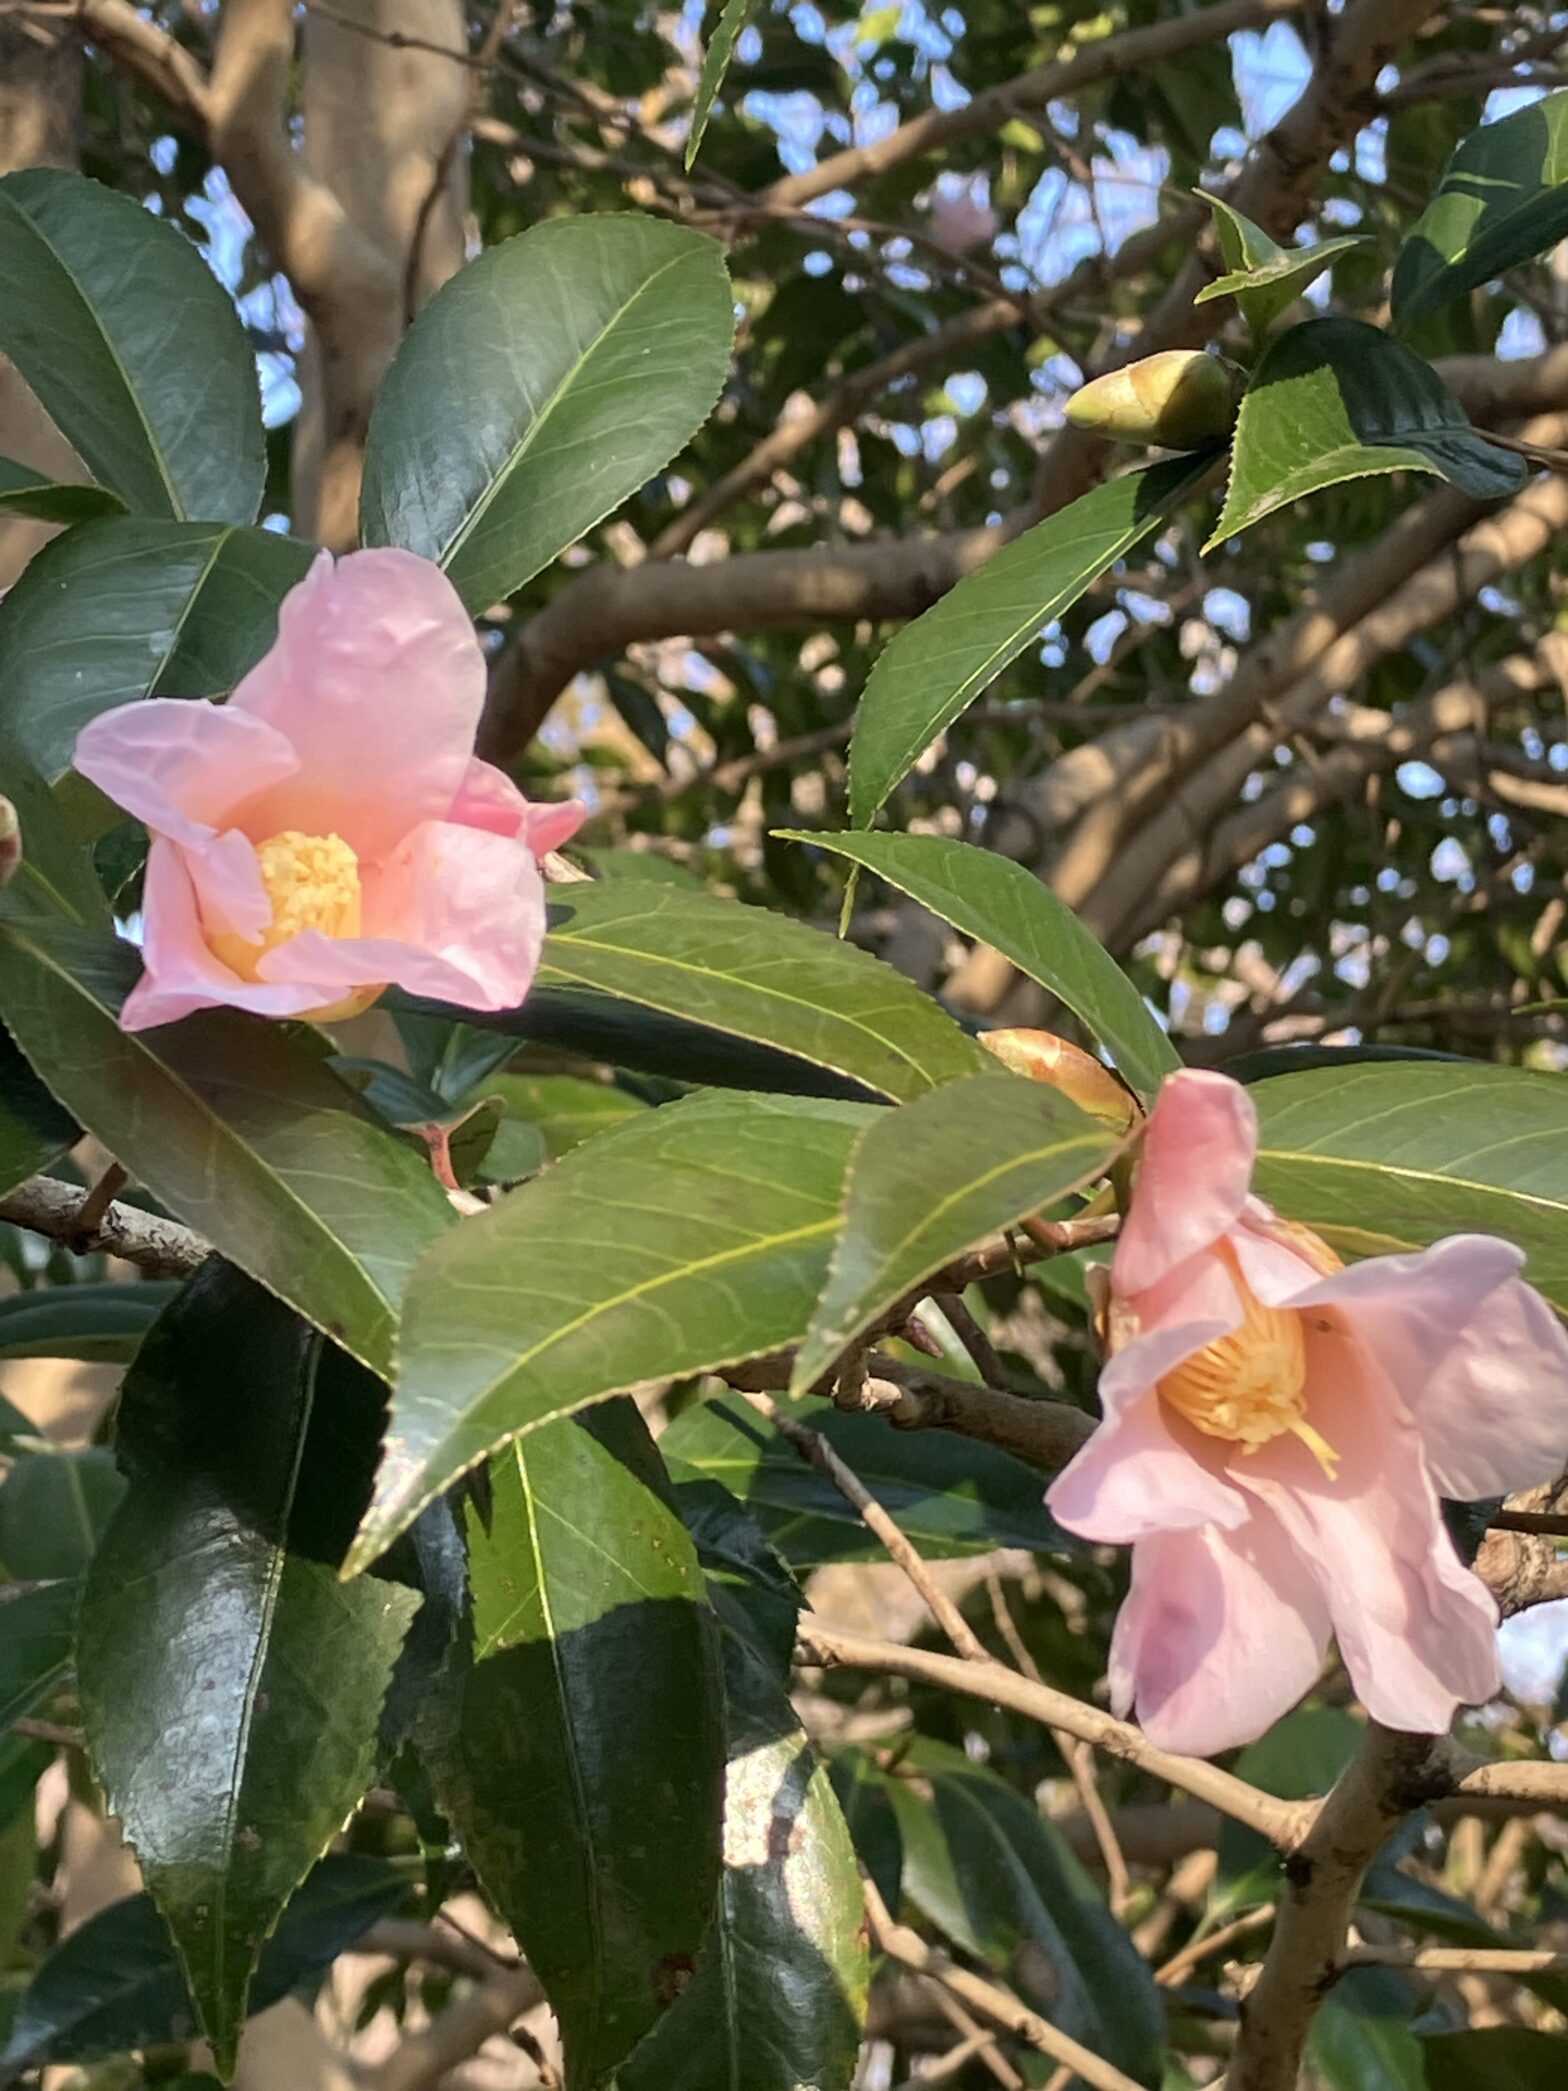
[0,1173,207,1277]
[797,1621,1310,1846]
[357,1919,514,1983]
[1450,1757,1568,1808]
[1341,1944,1568,1976]
[362,1962,549,2091]
[1155,1904,1277,1987]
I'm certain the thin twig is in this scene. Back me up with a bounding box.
[1156,1905,1277,1988]
[0,1175,207,1277]
[1341,1943,1568,1976]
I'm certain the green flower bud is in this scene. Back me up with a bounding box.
[1064,349,1246,450]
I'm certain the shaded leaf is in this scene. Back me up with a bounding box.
[620,1631,867,2091]
[775,830,1179,1098]
[77,1265,420,2069]
[0,924,453,1375]
[1208,317,1522,548]
[350,1090,870,1569]
[675,1473,802,1673]
[828,1745,905,1916]
[660,1393,1071,1566]
[1394,90,1568,324]
[1251,1060,1568,1310]
[1306,2000,1426,2091]
[848,453,1214,826]
[1423,2028,1566,2091]
[0,1448,124,1581]
[0,735,112,926]
[0,169,264,524]
[0,516,315,784]
[0,458,125,524]
[792,1073,1120,1392]
[361,215,734,611]
[0,1579,77,1729]
[0,1856,408,2070]
[479,1072,647,1160]
[0,1024,77,1199]
[436,1401,724,2091]
[0,1281,181,1362]
[1215,1707,1360,1916]
[688,0,759,165]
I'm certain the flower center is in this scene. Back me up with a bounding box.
[1158,1253,1340,1478]
[209,830,362,983]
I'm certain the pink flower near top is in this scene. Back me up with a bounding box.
[73,549,584,1032]
[1049,1068,1568,1757]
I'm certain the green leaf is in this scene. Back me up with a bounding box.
[436,1401,724,2091]
[661,1393,1071,1565]
[0,1448,124,1581]
[533,881,989,1102]
[620,1632,868,2091]
[1207,317,1523,549]
[0,1281,179,1363]
[0,1579,77,1729]
[1394,90,1568,325]
[1194,234,1366,337]
[775,829,1178,1097]
[0,924,454,1374]
[1306,2001,1426,2091]
[891,1739,1164,2086]
[349,1090,869,1569]
[792,1073,1120,1393]
[1423,2028,1567,2091]
[687,0,758,165]
[0,169,264,524]
[0,458,126,524]
[0,1856,408,2070]
[0,516,315,784]
[675,1473,802,1673]
[1214,1706,1360,1915]
[848,453,1214,826]
[1251,1060,1568,1310]
[827,1745,904,1914]
[479,1072,647,1160]
[0,1024,77,1199]
[77,1267,420,2070]
[361,214,735,611]
[0,735,112,926]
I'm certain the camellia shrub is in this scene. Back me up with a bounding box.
[1,8,1567,2091]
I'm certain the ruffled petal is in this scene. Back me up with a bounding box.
[1108,1518,1331,1756]
[1115,1069,1259,1295]
[450,758,589,856]
[256,820,546,1012]
[230,549,486,858]
[73,698,298,849]
[1233,1326,1501,1734]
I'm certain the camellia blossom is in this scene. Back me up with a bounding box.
[1049,1068,1568,1757]
[73,549,584,1032]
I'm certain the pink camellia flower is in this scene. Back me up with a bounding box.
[73,549,584,1032]
[1049,1068,1568,1757]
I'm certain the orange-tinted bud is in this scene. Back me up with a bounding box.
[979,1029,1138,1130]
[1064,350,1245,450]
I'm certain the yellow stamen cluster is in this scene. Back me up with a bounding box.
[1159,1251,1340,1478]
[210,830,363,981]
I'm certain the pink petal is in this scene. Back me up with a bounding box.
[229,549,486,859]
[73,698,298,849]
[256,820,547,1012]
[450,759,589,857]
[1233,1327,1501,1733]
[1115,1069,1259,1295]
[118,838,330,1032]
[1108,1519,1331,1756]
[1227,1211,1334,1304]
[1277,1236,1568,1501]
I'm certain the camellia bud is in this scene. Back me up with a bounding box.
[979,1029,1139,1130]
[0,796,20,888]
[1064,349,1246,450]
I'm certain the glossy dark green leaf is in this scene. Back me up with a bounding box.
[827,1745,904,1915]
[0,516,315,783]
[0,458,126,524]
[1208,317,1523,548]
[1394,91,1568,324]
[687,0,758,165]
[660,1393,1072,1565]
[776,829,1179,1098]
[1251,1061,1568,1310]
[1306,2001,1426,2091]
[361,215,735,611]
[0,1280,178,1362]
[620,1631,867,2091]
[0,924,453,1374]
[0,1579,76,1728]
[894,1741,1164,2085]
[77,1267,421,2069]
[792,1073,1120,1392]
[848,453,1214,825]
[437,1401,723,2091]
[0,1448,123,1581]
[0,1024,77,1199]
[675,1473,802,1674]
[0,169,264,523]
[351,1090,870,1568]
[0,1855,408,2070]
[535,881,989,1102]
[1423,2028,1567,2091]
